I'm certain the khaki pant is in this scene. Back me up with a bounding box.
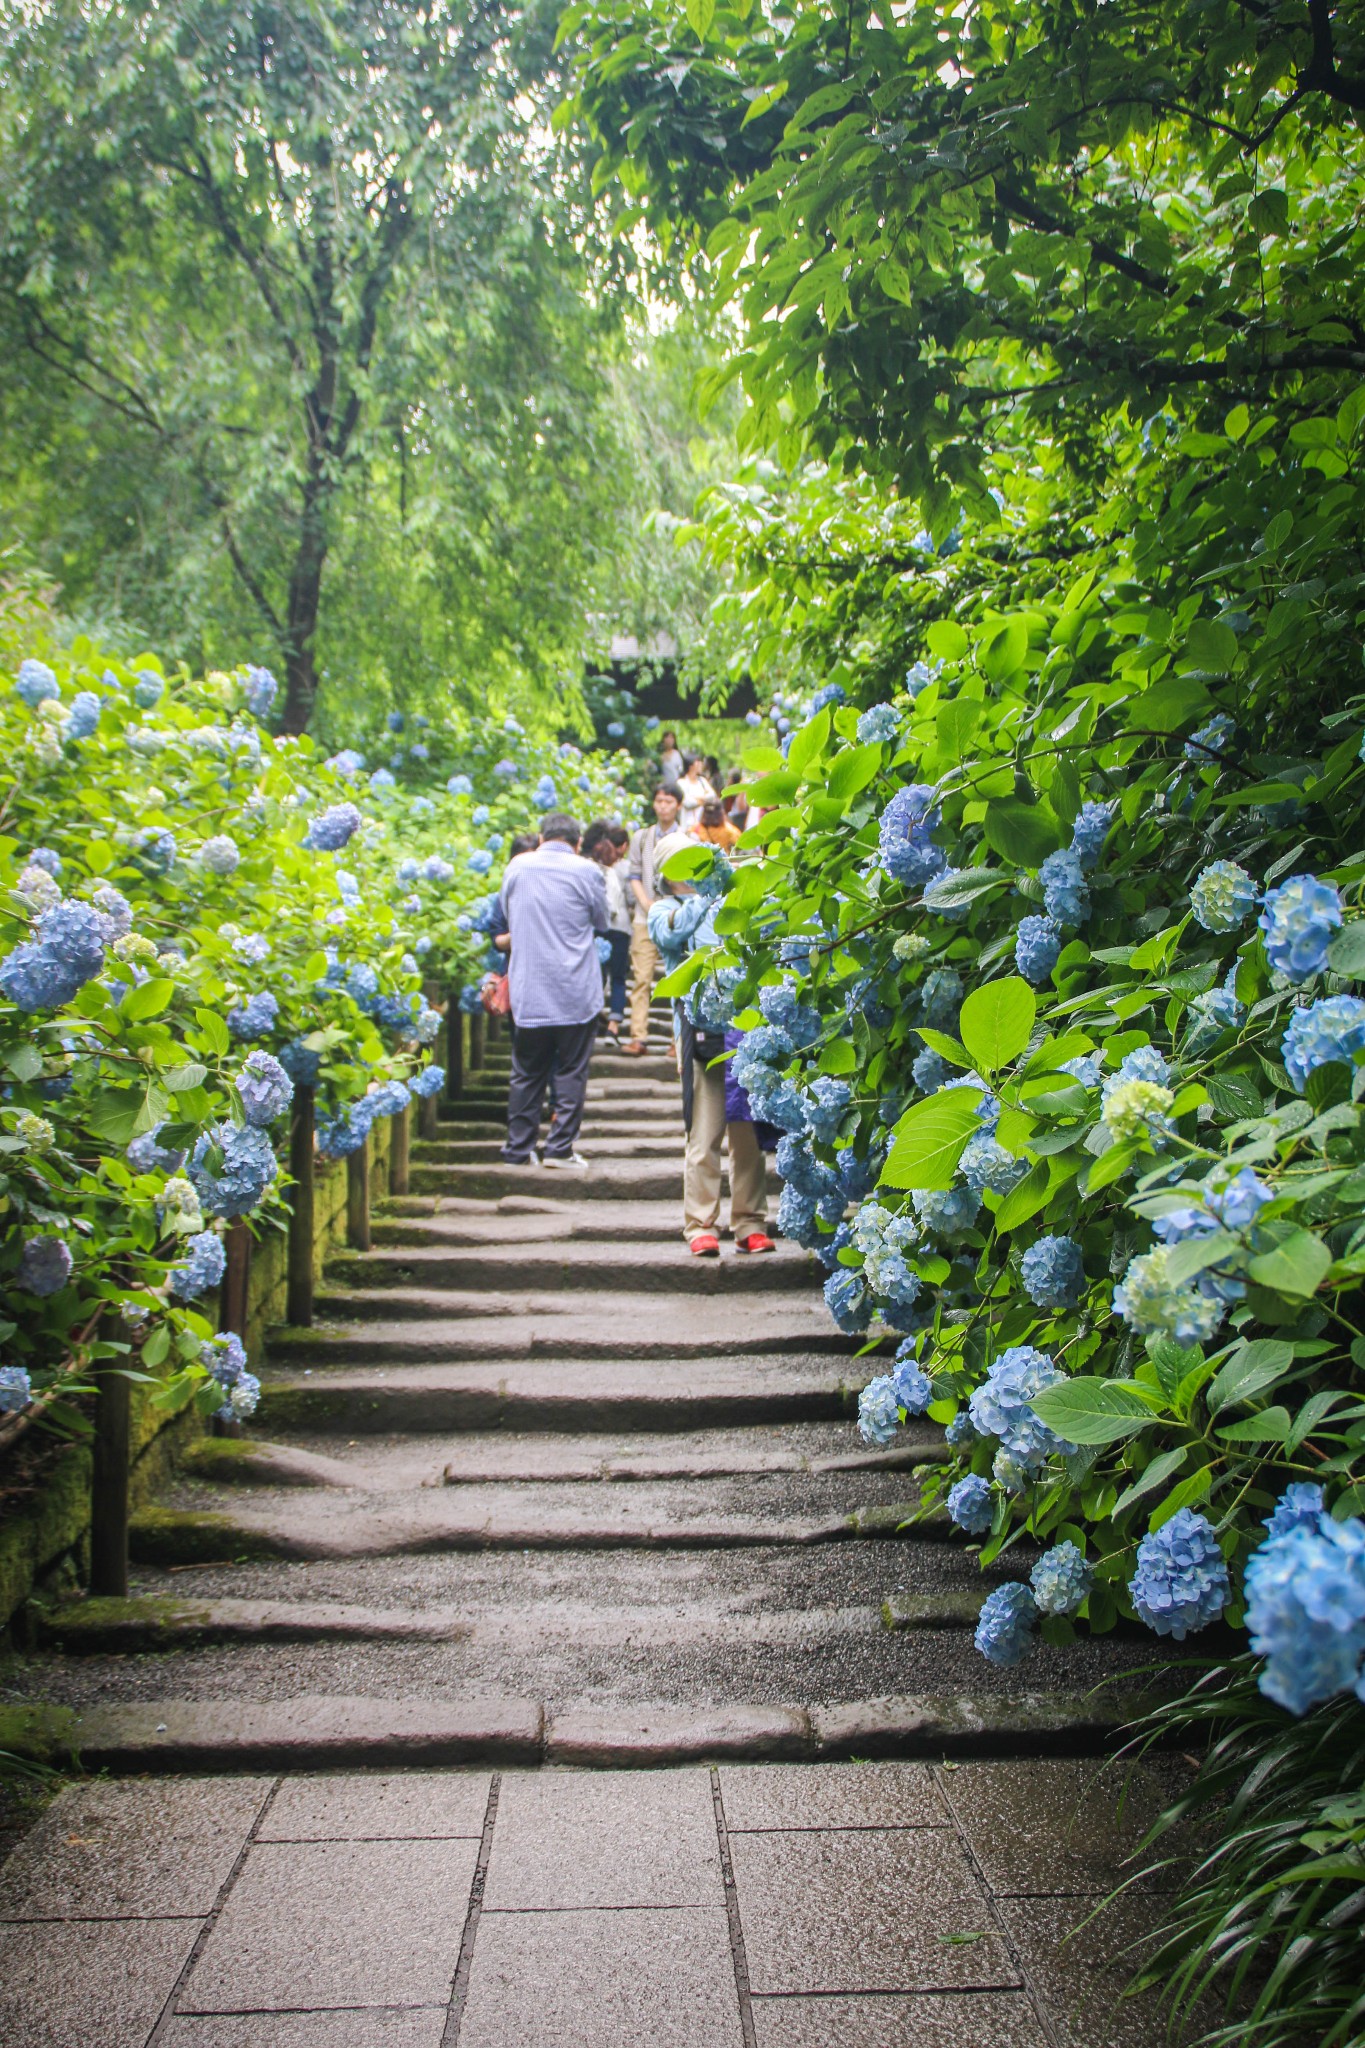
[684,1061,767,1241]
[628,918,660,1041]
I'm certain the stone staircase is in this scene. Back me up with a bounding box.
[10,1007,1164,1769]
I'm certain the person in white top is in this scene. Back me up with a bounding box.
[675,752,718,829]
[582,819,632,1038]
[658,730,684,783]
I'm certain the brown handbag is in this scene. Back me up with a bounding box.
[481,971,512,1017]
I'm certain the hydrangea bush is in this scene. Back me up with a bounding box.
[664,394,1365,1707]
[0,634,635,1427]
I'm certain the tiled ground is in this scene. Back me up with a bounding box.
[0,1758,1188,2047]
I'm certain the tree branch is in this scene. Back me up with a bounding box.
[154,146,309,376]
[1302,0,1365,113]
[220,513,284,639]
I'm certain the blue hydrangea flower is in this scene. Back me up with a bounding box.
[892,1352,932,1414]
[133,669,164,709]
[0,901,107,1011]
[919,967,963,1029]
[468,849,494,875]
[803,1076,851,1143]
[1244,1510,1365,1713]
[878,785,947,889]
[278,1038,322,1089]
[472,804,490,825]
[810,682,847,713]
[775,1142,833,1206]
[912,1045,947,1093]
[1190,860,1257,934]
[170,1230,227,1300]
[67,690,100,739]
[28,846,62,877]
[127,1123,185,1174]
[1282,995,1365,1092]
[422,855,456,885]
[201,834,240,876]
[858,1375,901,1446]
[992,1446,1030,1494]
[1264,1483,1326,1540]
[189,1122,279,1218]
[19,1234,73,1295]
[948,1473,994,1534]
[201,1331,260,1422]
[824,1269,870,1333]
[1015,914,1062,985]
[960,1131,1025,1198]
[912,1184,982,1240]
[1040,849,1089,926]
[0,1364,32,1413]
[1260,875,1342,982]
[945,1410,979,1450]
[1186,713,1234,765]
[409,1064,445,1099]
[136,828,176,872]
[534,777,558,808]
[1069,801,1113,870]
[328,749,365,777]
[975,1583,1039,1666]
[494,758,518,778]
[1129,1508,1230,1639]
[387,709,405,732]
[969,1346,1074,1469]
[16,658,59,707]
[1020,1234,1085,1310]
[447,773,473,796]
[776,1182,821,1249]
[1060,1050,1103,1089]
[606,721,625,738]
[1030,1542,1093,1618]
[304,802,362,852]
[857,703,900,744]
[237,1049,294,1127]
[244,666,276,717]
[227,991,279,1040]
[1185,968,1245,1052]
[1114,1247,1226,1342]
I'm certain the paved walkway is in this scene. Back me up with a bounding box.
[1,1016,1184,2044]
[1,1758,1180,2046]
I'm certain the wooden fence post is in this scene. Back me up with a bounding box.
[346,1135,371,1251]
[445,987,464,1102]
[418,1088,439,1141]
[220,1221,252,1338]
[287,1085,315,1326]
[89,1363,130,1598]
[390,1103,410,1197]
[470,1009,486,1074]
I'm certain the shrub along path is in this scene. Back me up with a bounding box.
[1,1014,1193,2044]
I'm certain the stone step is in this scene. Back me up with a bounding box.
[367,1200,694,1248]
[409,1159,719,1200]
[322,1241,814,1294]
[270,1295,847,1358]
[180,1423,944,1490]
[255,1355,864,1432]
[2,1688,1165,1774]
[125,1489,932,1564]
[413,1117,685,1145]
[415,1135,685,1163]
[35,1595,475,1652]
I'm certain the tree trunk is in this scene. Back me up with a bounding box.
[280,481,329,733]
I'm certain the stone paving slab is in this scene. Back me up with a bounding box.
[161,2014,446,2047]
[260,1770,490,1841]
[181,1837,478,2011]
[459,1905,742,2048]
[941,1757,1175,1896]
[0,1915,203,2048]
[719,1759,947,1831]
[485,1768,721,1907]
[0,1778,270,1920]
[728,1826,1016,1995]
[750,1991,1050,2047]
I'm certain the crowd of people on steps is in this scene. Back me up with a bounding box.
[489,741,773,1256]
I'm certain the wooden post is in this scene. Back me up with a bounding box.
[470,1009,486,1074]
[390,1103,410,1196]
[445,987,464,1102]
[346,1136,371,1251]
[221,1221,251,1338]
[418,1089,439,1141]
[89,1364,130,1598]
[287,1086,315,1326]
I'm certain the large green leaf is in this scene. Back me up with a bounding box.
[1247,1229,1332,1299]
[824,744,884,801]
[1028,1378,1160,1445]
[981,799,1061,868]
[880,1088,983,1191]
[1205,1339,1294,1413]
[121,976,175,1022]
[958,976,1036,1073]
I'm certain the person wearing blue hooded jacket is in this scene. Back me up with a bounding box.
[648,834,773,1258]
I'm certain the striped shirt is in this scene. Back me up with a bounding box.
[499,842,610,1029]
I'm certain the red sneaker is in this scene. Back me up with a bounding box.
[736,1232,775,1254]
[689,1233,721,1257]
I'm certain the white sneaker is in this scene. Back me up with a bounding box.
[540,1151,589,1171]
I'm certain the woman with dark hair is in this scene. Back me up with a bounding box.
[582,819,632,1037]
[658,729,684,782]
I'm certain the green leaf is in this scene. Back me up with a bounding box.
[916,1028,969,1064]
[1149,1467,1212,1529]
[684,0,715,38]
[819,1037,858,1075]
[1206,1339,1294,1413]
[1247,1228,1332,1299]
[195,1008,231,1058]
[653,951,710,999]
[1129,673,1212,734]
[659,842,715,882]
[992,1160,1051,1233]
[925,620,968,661]
[935,698,981,763]
[1216,1406,1292,1443]
[880,1088,983,1191]
[1205,1072,1262,1120]
[120,977,175,1022]
[1327,922,1365,977]
[1113,1446,1188,1518]
[1082,1139,1139,1194]
[958,977,1036,1073]
[141,1323,171,1368]
[981,799,1060,868]
[163,1062,209,1094]
[1162,1229,1240,1287]
[788,708,830,776]
[979,615,1028,683]
[1184,618,1240,671]
[5,1044,44,1082]
[824,745,884,801]
[915,866,1003,914]
[1028,1377,1160,1445]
